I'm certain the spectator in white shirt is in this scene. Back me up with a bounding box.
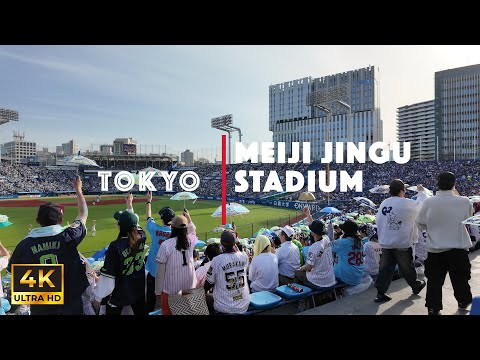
[415,172,474,315]
[363,229,382,281]
[249,235,278,292]
[294,207,336,290]
[276,225,301,286]
[374,180,427,303]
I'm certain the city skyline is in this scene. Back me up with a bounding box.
[1,45,480,160]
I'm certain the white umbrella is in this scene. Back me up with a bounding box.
[170,191,198,208]
[369,185,390,194]
[468,196,480,204]
[141,167,162,176]
[407,186,433,197]
[353,197,377,210]
[462,215,480,226]
[211,203,249,223]
[63,151,100,175]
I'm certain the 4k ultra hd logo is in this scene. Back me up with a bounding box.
[11,264,64,305]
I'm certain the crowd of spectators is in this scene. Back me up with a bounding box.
[1,160,479,200]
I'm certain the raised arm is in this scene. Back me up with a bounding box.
[0,240,10,260]
[303,206,314,225]
[126,192,134,211]
[146,191,153,219]
[184,208,196,235]
[74,176,88,225]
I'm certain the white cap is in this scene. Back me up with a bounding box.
[279,225,294,239]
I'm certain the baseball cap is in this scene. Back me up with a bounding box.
[171,215,187,229]
[309,220,326,236]
[114,210,140,223]
[279,225,294,239]
[220,230,236,247]
[114,211,138,229]
[159,207,175,225]
[37,202,64,226]
[224,223,233,230]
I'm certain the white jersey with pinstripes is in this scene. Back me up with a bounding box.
[305,236,336,288]
[156,228,198,295]
[206,251,250,314]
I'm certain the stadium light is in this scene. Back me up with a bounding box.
[211,114,242,164]
[306,85,350,205]
[0,108,19,125]
[0,108,19,163]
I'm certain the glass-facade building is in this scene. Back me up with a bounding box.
[269,66,383,161]
[397,100,436,161]
[435,64,480,161]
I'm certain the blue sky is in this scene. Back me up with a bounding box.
[1,45,480,161]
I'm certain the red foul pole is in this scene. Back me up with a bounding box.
[221,134,227,225]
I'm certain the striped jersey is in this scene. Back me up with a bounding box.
[206,251,250,314]
[363,240,382,276]
[156,230,197,294]
[305,236,336,288]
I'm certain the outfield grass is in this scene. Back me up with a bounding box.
[0,195,300,257]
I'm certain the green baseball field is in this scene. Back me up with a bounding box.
[0,195,302,257]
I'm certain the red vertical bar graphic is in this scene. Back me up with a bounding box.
[221,134,227,225]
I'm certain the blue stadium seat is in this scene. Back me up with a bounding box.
[275,283,312,300]
[470,296,480,315]
[249,291,283,310]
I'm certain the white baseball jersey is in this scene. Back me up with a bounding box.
[276,241,300,278]
[206,251,250,314]
[248,252,279,292]
[363,240,382,276]
[156,233,198,294]
[467,212,480,244]
[305,236,336,288]
[413,230,428,262]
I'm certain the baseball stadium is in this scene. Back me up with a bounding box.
[1,46,480,316]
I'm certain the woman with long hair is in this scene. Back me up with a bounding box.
[93,210,147,315]
[331,220,365,286]
[155,209,198,315]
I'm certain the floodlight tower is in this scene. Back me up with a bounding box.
[0,108,19,163]
[306,84,350,205]
[211,114,242,164]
